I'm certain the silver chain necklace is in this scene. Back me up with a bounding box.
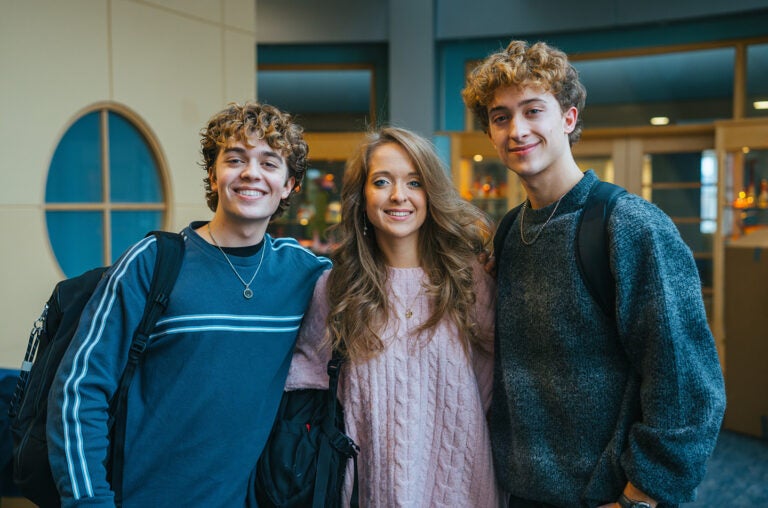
[519,196,563,246]
[207,223,265,299]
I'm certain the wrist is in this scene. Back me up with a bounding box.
[617,493,653,508]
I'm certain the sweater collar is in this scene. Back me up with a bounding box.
[522,170,598,222]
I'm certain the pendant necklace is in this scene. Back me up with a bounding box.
[208,223,265,299]
[519,196,564,246]
[392,285,424,319]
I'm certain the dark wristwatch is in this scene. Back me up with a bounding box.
[617,493,652,508]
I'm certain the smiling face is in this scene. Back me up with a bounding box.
[364,142,427,264]
[210,136,295,233]
[487,85,578,184]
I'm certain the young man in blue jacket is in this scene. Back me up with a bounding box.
[47,102,332,507]
[462,40,726,508]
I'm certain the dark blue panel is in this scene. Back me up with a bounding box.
[651,153,702,183]
[695,258,713,288]
[110,211,163,263]
[46,112,102,203]
[108,113,162,203]
[676,223,713,253]
[46,211,104,277]
[653,188,701,218]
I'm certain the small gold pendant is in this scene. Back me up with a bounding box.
[405,309,413,319]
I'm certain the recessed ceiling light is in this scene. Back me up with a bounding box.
[753,101,768,110]
[473,154,483,162]
[650,116,670,126]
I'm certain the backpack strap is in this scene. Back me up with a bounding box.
[575,181,626,318]
[313,350,359,508]
[110,231,185,506]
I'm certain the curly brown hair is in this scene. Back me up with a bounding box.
[200,102,308,216]
[324,127,494,363]
[462,40,587,145]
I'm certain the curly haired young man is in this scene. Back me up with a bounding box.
[463,41,725,508]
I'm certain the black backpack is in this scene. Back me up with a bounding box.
[494,180,626,317]
[252,351,359,508]
[8,230,185,508]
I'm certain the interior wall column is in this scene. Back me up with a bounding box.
[389,0,435,137]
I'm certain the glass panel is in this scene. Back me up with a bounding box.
[730,148,768,238]
[258,69,373,132]
[677,223,712,253]
[576,156,613,182]
[46,211,104,277]
[111,211,163,262]
[108,112,162,203]
[650,152,701,183]
[746,43,768,119]
[573,47,734,128]
[268,160,345,252]
[695,258,713,289]
[653,188,701,217]
[700,150,718,234]
[469,160,508,221]
[46,112,102,203]
[645,151,713,299]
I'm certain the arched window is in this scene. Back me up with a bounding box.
[45,104,169,277]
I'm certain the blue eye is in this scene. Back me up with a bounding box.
[407,180,422,188]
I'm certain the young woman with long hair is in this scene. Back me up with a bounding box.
[286,126,500,507]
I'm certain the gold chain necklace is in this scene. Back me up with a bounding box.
[391,285,424,319]
[207,223,265,299]
[519,196,563,246]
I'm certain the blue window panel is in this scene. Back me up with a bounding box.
[695,258,713,288]
[108,112,162,203]
[675,222,713,253]
[651,153,701,183]
[46,112,102,203]
[652,188,701,218]
[110,211,163,263]
[46,211,104,277]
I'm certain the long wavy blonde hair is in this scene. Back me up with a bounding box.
[325,127,493,363]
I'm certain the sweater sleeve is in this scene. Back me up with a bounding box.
[46,238,158,507]
[285,270,332,391]
[611,197,726,503]
[470,262,496,413]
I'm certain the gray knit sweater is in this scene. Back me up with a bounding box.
[490,170,726,507]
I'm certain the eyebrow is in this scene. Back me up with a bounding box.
[369,170,421,179]
[222,147,284,160]
[488,97,547,113]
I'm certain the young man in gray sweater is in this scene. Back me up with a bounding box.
[462,40,725,508]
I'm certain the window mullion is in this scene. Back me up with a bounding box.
[101,109,112,265]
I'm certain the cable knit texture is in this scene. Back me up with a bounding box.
[490,170,726,507]
[287,265,499,508]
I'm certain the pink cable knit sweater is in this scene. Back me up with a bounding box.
[286,266,500,507]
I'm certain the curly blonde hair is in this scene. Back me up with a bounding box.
[200,102,308,216]
[462,40,587,145]
[325,127,494,363]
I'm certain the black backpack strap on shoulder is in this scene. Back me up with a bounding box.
[313,350,359,508]
[575,181,626,318]
[493,203,523,266]
[111,231,185,506]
